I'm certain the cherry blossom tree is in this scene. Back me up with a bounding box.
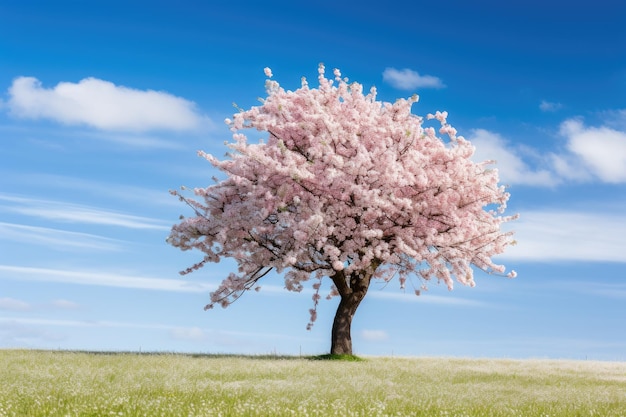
[168,65,517,355]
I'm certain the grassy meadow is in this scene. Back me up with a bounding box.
[1,350,624,416]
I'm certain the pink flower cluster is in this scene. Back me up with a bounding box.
[168,64,517,320]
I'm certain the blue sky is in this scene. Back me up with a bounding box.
[1,0,625,360]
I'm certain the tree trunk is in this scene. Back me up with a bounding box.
[330,268,374,355]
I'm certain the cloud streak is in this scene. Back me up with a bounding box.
[0,222,123,251]
[360,329,389,342]
[0,264,492,307]
[0,316,175,331]
[0,193,170,230]
[501,209,626,263]
[50,299,81,310]
[170,327,210,342]
[0,297,31,311]
[4,173,181,209]
[6,76,210,132]
[0,317,312,342]
[79,130,187,149]
[367,289,486,306]
[382,68,445,90]
[0,265,216,292]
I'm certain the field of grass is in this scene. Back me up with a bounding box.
[1,350,624,416]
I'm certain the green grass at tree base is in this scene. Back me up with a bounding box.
[311,353,365,361]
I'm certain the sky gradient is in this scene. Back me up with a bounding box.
[1,0,625,360]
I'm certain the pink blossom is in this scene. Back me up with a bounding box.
[169,65,517,319]
[332,260,345,271]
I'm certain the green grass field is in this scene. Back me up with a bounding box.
[1,350,624,416]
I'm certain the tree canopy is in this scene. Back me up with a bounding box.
[168,65,517,354]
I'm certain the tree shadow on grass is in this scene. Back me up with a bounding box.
[35,349,366,361]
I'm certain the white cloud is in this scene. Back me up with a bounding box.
[0,263,488,307]
[0,122,187,149]
[0,317,303,350]
[602,109,626,131]
[559,118,626,183]
[7,76,209,132]
[367,290,485,306]
[0,222,123,251]
[0,297,31,311]
[539,100,562,112]
[588,283,626,300]
[170,327,208,341]
[0,265,216,292]
[382,68,445,90]
[8,173,180,208]
[0,193,170,230]
[360,329,388,342]
[0,297,79,312]
[548,152,592,182]
[500,209,626,263]
[469,129,557,186]
[0,316,174,330]
[50,299,81,310]
[467,115,626,186]
[0,319,65,346]
[0,296,81,313]
[80,130,186,149]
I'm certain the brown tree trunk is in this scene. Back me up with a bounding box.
[329,266,376,355]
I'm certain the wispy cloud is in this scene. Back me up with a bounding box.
[0,222,123,251]
[469,129,557,186]
[170,327,209,342]
[0,316,174,330]
[367,289,486,306]
[0,297,31,311]
[0,193,170,230]
[0,265,216,292]
[0,319,65,345]
[559,118,626,183]
[5,173,180,208]
[49,299,81,310]
[539,100,562,112]
[0,297,80,312]
[0,122,188,150]
[588,283,626,299]
[0,317,309,345]
[0,263,492,307]
[601,108,626,131]
[6,76,211,132]
[78,130,187,149]
[469,115,626,185]
[500,209,626,263]
[382,68,445,90]
[360,329,389,342]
